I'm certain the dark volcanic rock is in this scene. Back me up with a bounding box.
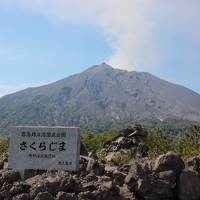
[13,193,30,200]
[130,159,152,178]
[80,143,88,156]
[0,151,198,200]
[125,159,153,193]
[113,171,126,187]
[158,170,176,187]
[91,162,106,176]
[82,182,98,192]
[0,190,12,200]
[125,173,137,193]
[60,176,81,194]
[185,156,200,174]
[0,170,21,185]
[125,156,178,199]
[136,174,174,200]
[0,161,4,170]
[34,191,54,200]
[153,151,185,176]
[103,124,148,161]
[178,170,200,200]
[0,153,8,170]
[56,192,77,200]
[9,182,30,196]
[118,164,131,174]
[29,182,48,199]
[78,191,95,199]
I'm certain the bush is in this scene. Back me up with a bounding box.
[81,130,118,152]
[148,129,176,158]
[111,150,135,165]
[176,125,200,160]
[0,137,9,156]
[148,125,200,160]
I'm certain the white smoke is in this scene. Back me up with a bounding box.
[1,0,200,71]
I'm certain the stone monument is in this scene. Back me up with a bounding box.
[8,126,80,172]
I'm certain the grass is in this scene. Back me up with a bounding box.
[0,137,9,156]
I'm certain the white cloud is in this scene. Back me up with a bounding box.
[1,0,200,71]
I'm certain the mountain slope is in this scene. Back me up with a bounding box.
[0,63,200,133]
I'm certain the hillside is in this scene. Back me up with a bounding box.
[0,63,200,133]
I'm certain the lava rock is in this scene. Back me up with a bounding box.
[136,174,174,200]
[124,173,137,193]
[185,156,200,174]
[78,191,95,200]
[34,191,54,200]
[178,170,200,200]
[0,190,12,200]
[9,182,31,196]
[113,171,126,187]
[81,182,98,192]
[56,192,77,200]
[12,193,30,200]
[80,142,88,156]
[59,176,81,194]
[158,170,176,187]
[153,151,185,176]
[103,124,149,160]
[0,170,21,185]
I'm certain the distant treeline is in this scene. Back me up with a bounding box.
[80,118,199,135]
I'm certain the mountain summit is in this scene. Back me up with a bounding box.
[85,62,113,71]
[0,63,200,133]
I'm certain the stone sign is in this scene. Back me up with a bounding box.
[8,126,80,171]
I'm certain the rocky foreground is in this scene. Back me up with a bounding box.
[0,125,200,200]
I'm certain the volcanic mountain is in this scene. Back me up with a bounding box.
[0,63,200,133]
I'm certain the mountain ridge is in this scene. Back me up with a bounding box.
[0,63,200,133]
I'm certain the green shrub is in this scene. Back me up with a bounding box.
[96,151,106,162]
[81,130,118,152]
[148,129,176,158]
[111,150,135,165]
[148,125,200,160]
[0,137,9,156]
[176,125,200,160]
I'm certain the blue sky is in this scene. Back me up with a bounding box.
[0,1,200,96]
